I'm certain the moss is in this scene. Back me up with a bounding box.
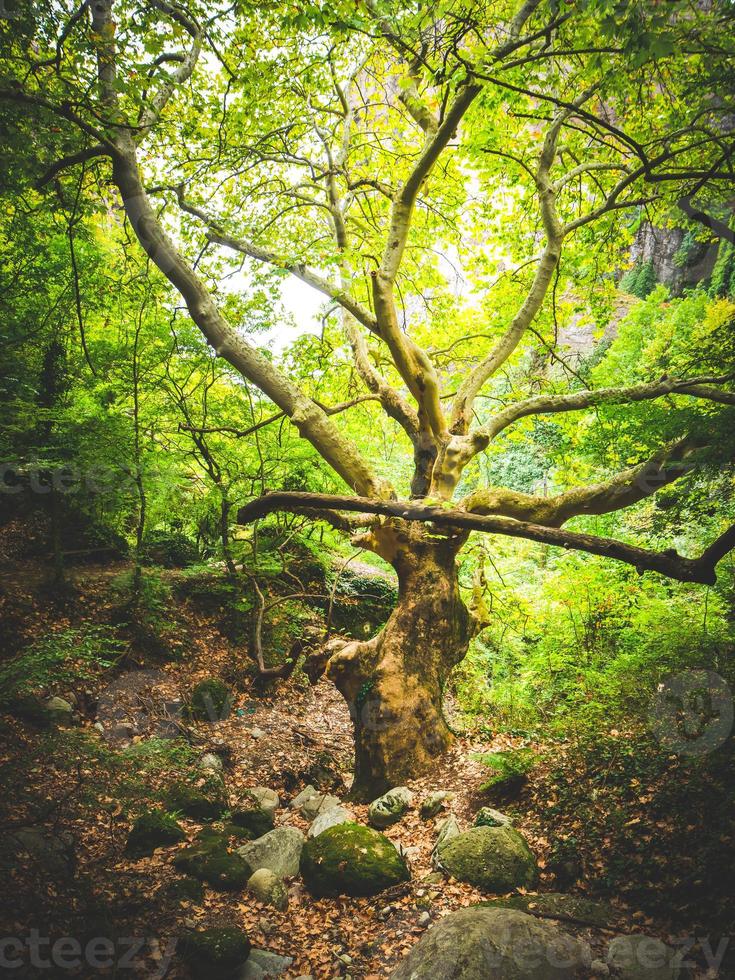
[163,778,226,820]
[188,678,233,723]
[230,806,274,839]
[179,926,250,979]
[474,893,616,929]
[300,821,409,898]
[125,809,185,857]
[173,836,250,891]
[438,826,538,893]
[168,876,205,904]
[473,748,537,798]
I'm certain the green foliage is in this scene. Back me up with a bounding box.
[620,259,657,298]
[473,748,537,794]
[709,239,735,298]
[140,529,199,568]
[0,625,125,705]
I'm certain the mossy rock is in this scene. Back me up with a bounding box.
[173,837,250,891]
[230,805,274,839]
[168,876,205,904]
[7,696,53,729]
[300,821,409,898]
[125,810,186,857]
[164,778,227,820]
[188,678,233,723]
[474,748,537,799]
[438,825,538,893]
[474,892,617,930]
[179,926,250,979]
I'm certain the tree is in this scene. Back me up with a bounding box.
[3,0,735,796]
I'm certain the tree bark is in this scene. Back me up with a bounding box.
[325,526,472,799]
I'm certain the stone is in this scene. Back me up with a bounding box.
[237,949,294,979]
[237,827,305,878]
[189,677,233,723]
[200,752,224,773]
[431,814,460,868]
[168,876,205,904]
[45,696,74,724]
[230,806,275,839]
[247,869,289,912]
[591,961,610,976]
[10,827,74,876]
[474,807,513,829]
[300,822,410,898]
[437,825,538,892]
[249,727,265,739]
[307,805,354,838]
[164,777,227,821]
[125,810,185,857]
[290,785,318,809]
[420,791,452,820]
[476,893,617,930]
[299,792,341,820]
[367,786,413,829]
[418,912,431,928]
[173,835,251,891]
[180,926,251,979]
[389,907,590,979]
[249,787,280,817]
[93,721,105,734]
[606,935,682,980]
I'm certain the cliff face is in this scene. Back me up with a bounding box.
[628,222,719,294]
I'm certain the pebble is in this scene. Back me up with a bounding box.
[250,727,265,739]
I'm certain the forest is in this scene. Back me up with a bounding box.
[1,0,735,977]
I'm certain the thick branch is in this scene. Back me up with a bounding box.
[236,492,726,584]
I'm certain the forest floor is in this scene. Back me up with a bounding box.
[1,555,733,978]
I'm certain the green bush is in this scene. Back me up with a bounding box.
[140,529,198,568]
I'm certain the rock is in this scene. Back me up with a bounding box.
[230,806,275,840]
[476,893,617,930]
[431,814,460,867]
[307,805,354,838]
[606,935,682,980]
[125,810,185,857]
[249,727,265,739]
[93,721,105,734]
[9,696,53,729]
[189,677,233,723]
[437,825,538,892]
[180,926,251,980]
[45,696,74,724]
[419,791,452,820]
[418,912,431,928]
[237,827,305,878]
[290,785,318,809]
[474,807,513,829]
[300,792,341,820]
[200,752,224,773]
[249,787,279,817]
[367,787,413,829]
[591,961,610,976]
[300,822,410,898]
[9,827,74,876]
[389,907,590,979]
[164,777,227,820]
[247,869,289,911]
[237,949,294,979]
[173,835,251,890]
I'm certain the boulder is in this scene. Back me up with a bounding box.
[164,777,227,821]
[368,786,413,829]
[389,907,590,979]
[437,825,538,892]
[237,949,294,979]
[168,876,205,904]
[230,806,274,839]
[173,835,250,891]
[200,752,224,773]
[300,822,410,898]
[474,807,513,829]
[45,696,74,724]
[476,894,617,930]
[290,785,318,810]
[431,814,461,868]
[606,935,682,980]
[189,678,233,723]
[180,926,251,980]
[247,868,289,912]
[307,805,354,838]
[249,787,280,817]
[237,827,304,878]
[300,792,341,820]
[125,810,185,857]
[9,827,74,876]
[420,791,452,820]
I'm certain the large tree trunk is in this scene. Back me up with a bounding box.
[326,526,473,800]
